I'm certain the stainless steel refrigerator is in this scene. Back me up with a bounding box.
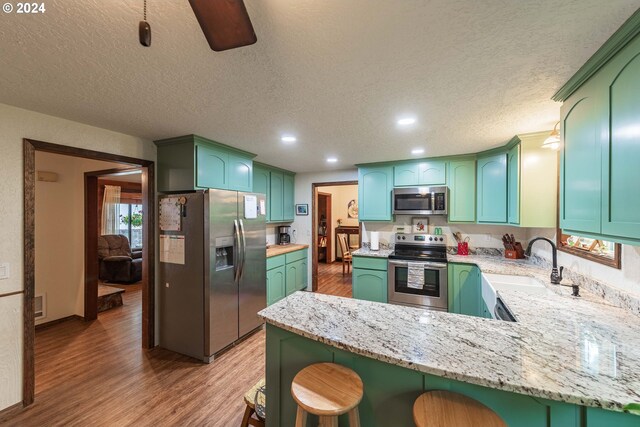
[158,189,266,362]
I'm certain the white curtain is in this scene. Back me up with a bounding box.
[101,185,121,235]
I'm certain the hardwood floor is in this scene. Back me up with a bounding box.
[1,286,265,427]
[316,262,353,298]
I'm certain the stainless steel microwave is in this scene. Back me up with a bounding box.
[392,186,448,215]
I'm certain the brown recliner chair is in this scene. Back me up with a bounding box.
[98,235,143,283]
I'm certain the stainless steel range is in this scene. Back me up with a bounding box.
[388,233,448,311]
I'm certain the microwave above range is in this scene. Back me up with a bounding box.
[392,186,448,216]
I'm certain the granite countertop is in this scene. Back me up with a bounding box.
[259,255,640,412]
[266,244,309,258]
[351,247,394,258]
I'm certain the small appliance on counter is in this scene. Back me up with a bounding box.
[278,225,292,245]
[502,234,525,259]
[388,233,448,311]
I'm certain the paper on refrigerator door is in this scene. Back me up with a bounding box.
[159,197,181,231]
[244,195,257,219]
[160,235,185,265]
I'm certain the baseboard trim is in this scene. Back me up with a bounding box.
[0,401,24,418]
[35,315,84,330]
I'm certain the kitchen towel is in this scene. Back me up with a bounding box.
[370,232,380,251]
[407,262,425,289]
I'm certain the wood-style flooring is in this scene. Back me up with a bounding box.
[1,285,265,427]
[316,261,353,298]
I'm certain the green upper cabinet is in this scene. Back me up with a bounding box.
[560,91,602,235]
[228,154,253,192]
[283,173,295,222]
[448,263,481,317]
[196,144,228,189]
[253,165,270,221]
[358,166,393,221]
[393,160,446,186]
[507,144,520,225]
[448,159,476,222]
[556,13,640,244]
[155,135,256,193]
[601,45,640,240]
[253,163,295,224]
[477,153,507,223]
[270,171,285,222]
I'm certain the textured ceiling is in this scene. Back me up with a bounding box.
[0,1,638,172]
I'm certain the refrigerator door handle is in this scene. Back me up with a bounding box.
[239,219,247,281]
[233,219,241,284]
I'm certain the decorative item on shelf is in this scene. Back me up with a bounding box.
[412,217,428,233]
[502,234,525,259]
[295,204,308,215]
[337,218,343,226]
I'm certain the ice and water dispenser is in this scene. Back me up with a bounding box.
[214,236,234,270]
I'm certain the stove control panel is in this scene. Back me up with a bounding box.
[395,233,447,245]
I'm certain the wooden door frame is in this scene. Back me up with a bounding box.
[311,181,359,292]
[317,192,332,264]
[23,139,155,407]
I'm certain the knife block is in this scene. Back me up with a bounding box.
[505,243,525,259]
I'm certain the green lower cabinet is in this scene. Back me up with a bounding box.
[266,265,286,306]
[266,325,635,427]
[267,249,308,305]
[352,257,387,303]
[448,263,482,317]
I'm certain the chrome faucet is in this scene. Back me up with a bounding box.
[525,237,564,285]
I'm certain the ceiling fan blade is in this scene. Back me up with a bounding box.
[188,0,257,52]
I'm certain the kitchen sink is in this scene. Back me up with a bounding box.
[481,273,550,321]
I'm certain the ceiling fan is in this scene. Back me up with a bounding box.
[139,0,257,51]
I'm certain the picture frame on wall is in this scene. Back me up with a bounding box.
[412,217,428,233]
[295,204,309,216]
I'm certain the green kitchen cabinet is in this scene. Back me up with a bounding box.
[253,165,271,221]
[557,16,640,244]
[507,144,520,225]
[600,36,640,241]
[253,163,296,224]
[447,159,476,222]
[448,263,482,317]
[560,83,602,235]
[267,248,308,305]
[393,160,447,186]
[585,407,640,427]
[155,135,256,193]
[283,173,295,222]
[266,265,286,306]
[269,171,285,222]
[358,166,393,221]
[477,153,508,224]
[352,256,388,303]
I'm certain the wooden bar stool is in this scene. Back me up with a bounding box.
[241,378,266,427]
[413,390,506,427]
[291,363,363,427]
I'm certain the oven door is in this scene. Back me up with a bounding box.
[387,260,448,311]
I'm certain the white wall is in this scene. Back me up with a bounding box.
[528,228,640,295]
[35,152,126,325]
[0,103,155,411]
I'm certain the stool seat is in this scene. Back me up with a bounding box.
[414,391,506,427]
[291,363,363,416]
[241,378,266,427]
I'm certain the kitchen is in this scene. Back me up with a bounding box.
[1,2,640,427]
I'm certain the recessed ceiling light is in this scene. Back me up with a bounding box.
[281,135,297,143]
[326,157,338,163]
[397,117,417,126]
[411,148,425,155]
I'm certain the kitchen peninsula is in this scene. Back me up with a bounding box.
[259,255,640,427]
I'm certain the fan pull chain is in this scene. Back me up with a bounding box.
[139,0,151,47]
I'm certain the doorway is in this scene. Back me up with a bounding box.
[23,139,155,406]
[311,181,360,297]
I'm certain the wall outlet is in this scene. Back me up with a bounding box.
[0,263,9,280]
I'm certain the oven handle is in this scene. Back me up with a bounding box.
[388,260,448,270]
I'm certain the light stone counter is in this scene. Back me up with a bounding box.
[259,255,640,412]
[351,247,394,258]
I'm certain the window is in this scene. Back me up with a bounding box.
[557,232,620,268]
[118,203,143,249]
